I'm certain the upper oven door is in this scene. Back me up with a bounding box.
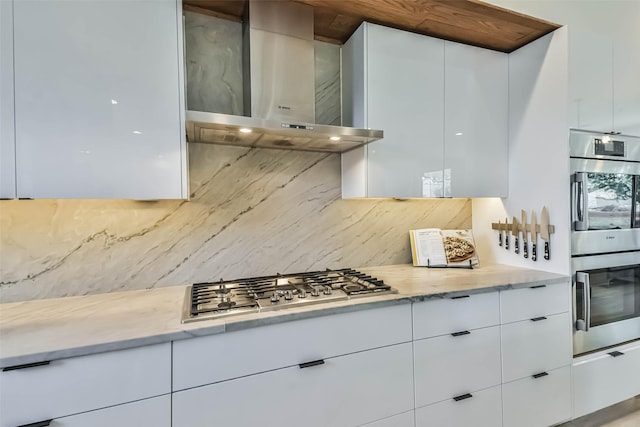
[571,158,640,254]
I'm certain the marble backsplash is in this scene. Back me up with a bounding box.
[0,143,471,303]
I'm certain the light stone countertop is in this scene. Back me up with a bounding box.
[0,263,568,368]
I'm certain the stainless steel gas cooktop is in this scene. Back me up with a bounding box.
[182,268,397,323]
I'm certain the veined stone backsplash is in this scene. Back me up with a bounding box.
[0,143,471,303]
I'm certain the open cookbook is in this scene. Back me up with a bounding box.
[409,229,479,268]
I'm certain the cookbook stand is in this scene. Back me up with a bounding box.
[426,259,474,269]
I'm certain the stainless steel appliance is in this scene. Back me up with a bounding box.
[570,129,640,355]
[182,268,397,323]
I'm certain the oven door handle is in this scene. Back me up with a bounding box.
[575,272,590,331]
[572,172,588,231]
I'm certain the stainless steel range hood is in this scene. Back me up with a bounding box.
[185,0,383,153]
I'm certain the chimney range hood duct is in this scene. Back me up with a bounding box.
[185,0,383,153]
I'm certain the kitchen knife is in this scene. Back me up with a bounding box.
[504,217,510,250]
[521,210,529,259]
[512,216,520,254]
[498,220,503,247]
[530,210,538,261]
[540,206,551,260]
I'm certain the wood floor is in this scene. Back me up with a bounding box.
[561,396,640,426]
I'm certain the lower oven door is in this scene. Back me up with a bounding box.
[573,251,640,356]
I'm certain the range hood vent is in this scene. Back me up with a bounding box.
[185,0,383,153]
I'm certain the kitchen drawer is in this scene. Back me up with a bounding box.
[173,304,412,390]
[359,410,415,427]
[500,281,569,323]
[502,365,571,427]
[573,341,640,418]
[0,343,171,427]
[414,325,501,407]
[501,312,572,382]
[415,385,502,427]
[173,342,414,427]
[50,395,170,427]
[413,292,499,339]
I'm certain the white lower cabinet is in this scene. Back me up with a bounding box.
[414,325,501,407]
[172,342,414,427]
[573,341,640,418]
[359,410,415,427]
[502,366,572,427]
[52,395,171,427]
[415,385,502,427]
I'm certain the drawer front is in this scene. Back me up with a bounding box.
[413,292,499,339]
[173,342,414,427]
[573,342,640,418]
[0,343,171,427]
[501,312,572,382]
[500,282,569,324]
[502,366,572,427]
[52,395,170,427]
[414,326,501,407]
[173,304,412,390]
[359,410,415,427]
[415,385,502,427]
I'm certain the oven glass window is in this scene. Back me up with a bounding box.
[586,172,634,230]
[589,265,640,327]
[634,176,640,227]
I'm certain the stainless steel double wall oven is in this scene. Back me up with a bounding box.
[570,130,640,356]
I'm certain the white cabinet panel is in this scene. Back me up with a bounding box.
[173,342,414,427]
[359,410,415,427]
[53,395,171,427]
[13,0,187,199]
[0,0,16,198]
[413,292,500,339]
[173,304,411,390]
[613,39,640,136]
[444,41,508,198]
[414,326,501,407]
[501,312,572,382]
[500,282,569,324]
[573,342,640,418]
[415,385,502,427]
[0,343,171,427]
[502,366,572,427]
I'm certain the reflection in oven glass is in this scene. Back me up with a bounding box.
[589,267,640,327]
[586,172,633,230]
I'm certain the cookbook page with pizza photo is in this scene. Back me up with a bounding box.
[409,229,479,268]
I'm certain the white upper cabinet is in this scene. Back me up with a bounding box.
[342,22,508,198]
[444,41,508,198]
[0,0,16,199]
[570,28,640,136]
[12,0,188,199]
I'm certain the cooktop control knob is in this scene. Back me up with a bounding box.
[323,285,332,295]
[284,290,293,301]
[271,292,279,303]
[311,288,320,297]
[298,289,307,298]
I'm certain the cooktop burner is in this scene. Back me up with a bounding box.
[182,268,396,323]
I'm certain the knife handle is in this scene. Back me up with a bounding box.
[544,242,550,260]
[523,241,529,258]
[505,234,509,250]
[532,243,537,261]
[515,237,519,254]
[499,231,502,247]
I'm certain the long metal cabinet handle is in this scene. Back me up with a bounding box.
[575,272,590,331]
[16,420,52,427]
[572,172,588,231]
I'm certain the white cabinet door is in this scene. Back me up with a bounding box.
[500,282,569,324]
[173,342,414,427]
[52,395,171,427]
[0,343,171,427]
[359,410,414,427]
[414,326,501,407]
[501,312,572,382]
[415,385,502,427]
[13,0,187,199]
[502,366,572,427]
[0,0,15,199]
[443,41,508,198]
[613,38,640,136]
[573,342,640,418]
[342,23,444,198]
